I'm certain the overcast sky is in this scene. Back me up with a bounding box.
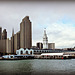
[0,1,75,48]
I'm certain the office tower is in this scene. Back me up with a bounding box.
[0,40,6,55]
[43,29,48,49]
[0,28,7,55]
[20,16,32,48]
[0,27,2,40]
[11,29,14,54]
[48,43,55,49]
[6,38,11,54]
[14,31,20,54]
[2,29,7,40]
[36,42,43,49]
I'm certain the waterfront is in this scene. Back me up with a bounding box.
[0,59,75,75]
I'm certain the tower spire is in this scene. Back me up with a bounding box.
[43,28,48,49]
[44,28,46,35]
[12,28,14,36]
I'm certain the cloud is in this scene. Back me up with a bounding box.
[0,1,75,48]
[47,22,75,48]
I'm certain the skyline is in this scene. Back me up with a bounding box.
[0,1,75,48]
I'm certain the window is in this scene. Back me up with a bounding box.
[30,51,32,54]
[26,51,28,54]
[21,51,23,54]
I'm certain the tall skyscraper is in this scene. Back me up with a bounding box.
[20,16,32,48]
[0,27,2,40]
[43,29,48,49]
[0,28,7,55]
[14,31,20,54]
[11,28,14,54]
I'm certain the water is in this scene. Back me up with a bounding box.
[0,59,75,75]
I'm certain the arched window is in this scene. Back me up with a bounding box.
[21,51,23,54]
[30,51,32,54]
[26,51,28,54]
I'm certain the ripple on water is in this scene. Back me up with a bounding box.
[0,59,75,75]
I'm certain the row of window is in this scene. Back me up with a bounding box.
[34,50,51,53]
[17,50,52,55]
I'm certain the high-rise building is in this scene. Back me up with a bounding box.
[0,28,7,55]
[11,16,32,54]
[14,31,20,54]
[20,16,32,48]
[0,27,2,40]
[6,38,11,54]
[0,40,6,55]
[11,29,20,54]
[2,29,7,40]
[11,29,14,54]
[43,29,48,49]
[36,42,43,49]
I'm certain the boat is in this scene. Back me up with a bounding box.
[2,55,34,60]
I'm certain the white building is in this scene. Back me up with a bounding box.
[16,48,34,55]
[43,29,48,49]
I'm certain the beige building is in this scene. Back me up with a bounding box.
[0,40,6,55]
[0,28,8,55]
[20,16,32,49]
[6,38,11,54]
[13,32,20,54]
[0,38,12,55]
[48,43,55,49]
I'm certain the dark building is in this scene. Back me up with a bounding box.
[20,16,32,48]
[0,27,2,40]
[36,42,43,49]
[0,28,7,56]
[2,29,7,40]
[11,29,14,54]
[17,31,20,50]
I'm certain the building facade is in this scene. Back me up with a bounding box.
[48,43,55,49]
[6,38,11,54]
[16,48,34,55]
[36,42,43,49]
[2,29,7,40]
[0,28,7,55]
[20,16,32,49]
[0,27,2,40]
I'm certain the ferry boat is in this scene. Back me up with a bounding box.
[2,55,34,60]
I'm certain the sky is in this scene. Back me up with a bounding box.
[0,1,75,48]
